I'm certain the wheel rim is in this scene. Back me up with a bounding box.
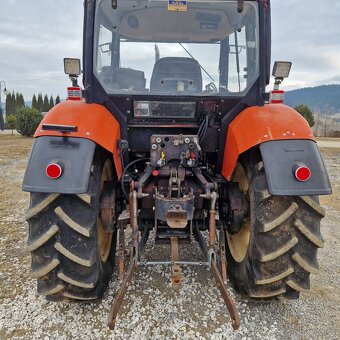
[226,162,251,263]
[98,159,114,263]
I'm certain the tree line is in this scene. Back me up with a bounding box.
[6,92,61,116]
[1,94,318,137]
[3,92,61,135]
[31,93,61,113]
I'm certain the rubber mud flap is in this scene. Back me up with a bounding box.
[260,140,332,196]
[23,136,96,194]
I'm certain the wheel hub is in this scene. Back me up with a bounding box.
[98,160,115,263]
[226,162,251,263]
[225,182,248,235]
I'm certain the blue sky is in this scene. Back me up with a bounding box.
[0,0,339,100]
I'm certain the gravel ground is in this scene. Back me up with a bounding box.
[317,140,340,148]
[0,136,339,339]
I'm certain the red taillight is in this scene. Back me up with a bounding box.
[294,165,311,182]
[46,163,63,179]
[270,90,285,104]
[67,87,82,101]
[152,170,159,177]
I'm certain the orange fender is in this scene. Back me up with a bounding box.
[35,101,122,179]
[221,104,315,180]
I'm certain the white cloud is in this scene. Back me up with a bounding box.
[0,0,83,100]
[270,0,340,90]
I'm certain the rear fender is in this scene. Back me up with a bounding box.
[222,104,315,180]
[221,104,331,195]
[259,140,331,195]
[23,136,96,194]
[23,101,122,194]
[34,101,122,178]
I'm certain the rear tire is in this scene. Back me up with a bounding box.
[226,154,325,299]
[26,150,117,300]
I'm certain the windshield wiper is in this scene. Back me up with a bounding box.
[179,43,215,83]
[234,32,241,92]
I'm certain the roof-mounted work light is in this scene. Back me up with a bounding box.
[64,58,82,100]
[272,61,292,79]
[270,61,292,104]
[64,58,81,77]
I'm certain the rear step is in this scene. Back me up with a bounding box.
[107,183,240,331]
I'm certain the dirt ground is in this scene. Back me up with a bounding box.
[0,135,339,339]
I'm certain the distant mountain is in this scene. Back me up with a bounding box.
[285,85,340,114]
[2,86,340,115]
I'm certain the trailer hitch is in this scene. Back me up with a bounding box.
[108,252,137,330]
[193,226,240,330]
[107,237,240,331]
[107,183,240,331]
[210,253,240,330]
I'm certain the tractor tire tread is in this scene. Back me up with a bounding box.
[57,272,95,289]
[63,292,98,300]
[299,196,325,217]
[25,194,60,220]
[261,202,298,232]
[31,258,60,278]
[292,253,319,274]
[294,219,324,248]
[38,282,64,296]
[249,287,286,298]
[27,224,59,251]
[255,267,294,285]
[27,152,117,301]
[286,279,309,292]
[227,156,325,300]
[54,242,93,267]
[77,194,92,205]
[260,236,298,262]
[54,206,91,237]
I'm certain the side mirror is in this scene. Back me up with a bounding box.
[64,58,81,76]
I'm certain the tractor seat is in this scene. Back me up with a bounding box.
[100,66,146,91]
[150,57,202,93]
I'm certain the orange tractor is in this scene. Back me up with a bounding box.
[23,0,331,330]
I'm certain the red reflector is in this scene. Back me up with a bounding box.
[152,170,159,177]
[295,166,311,182]
[67,87,82,101]
[46,163,63,179]
[270,90,285,104]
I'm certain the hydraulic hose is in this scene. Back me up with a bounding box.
[120,158,149,200]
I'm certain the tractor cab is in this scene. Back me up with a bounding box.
[92,0,260,98]
[79,0,269,169]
